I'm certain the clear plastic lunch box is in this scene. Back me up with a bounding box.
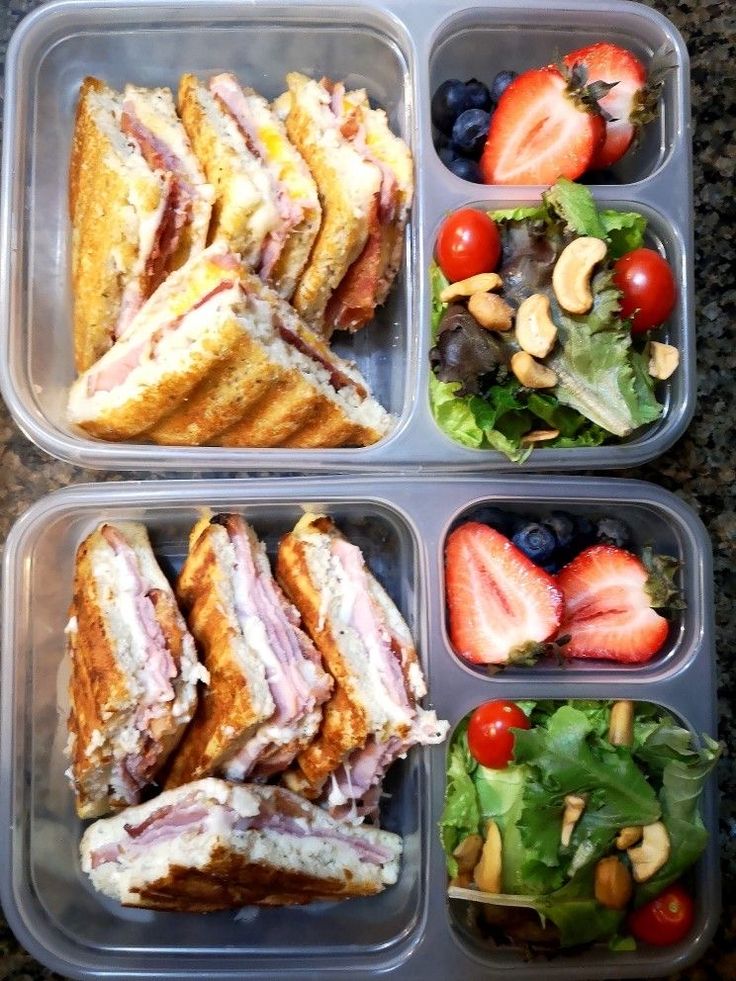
[0,476,719,980]
[0,0,693,472]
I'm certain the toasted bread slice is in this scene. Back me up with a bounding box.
[67,245,246,440]
[208,74,321,298]
[284,73,382,328]
[178,73,279,267]
[163,518,275,789]
[66,521,204,818]
[69,77,166,372]
[80,780,402,910]
[122,83,214,271]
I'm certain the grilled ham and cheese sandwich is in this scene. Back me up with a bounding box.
[65,522,208,819]
[164,513,332,789]
[69,77,213,371]
[68,243,394,448]
[277,514,448,820]
[282,72,413,335]
[80,779,403,910]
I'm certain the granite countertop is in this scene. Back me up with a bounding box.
[0,0,734,978]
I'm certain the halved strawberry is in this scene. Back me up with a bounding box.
[563,42,652,170]
[445,522,563,665]
[556,545,669,663]
[480,65,606,185]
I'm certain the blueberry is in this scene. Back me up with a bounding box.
[438,144,456,166]
[464,77,492,112]
[572,515,595,547]
[542,511,575,550]
[596,517,631,548]
[451,108,492,158]
[490,70,518,104]
[431,79,472,136]
[512,523,557,564]
[469,506,516,536]
[447,156,482,182]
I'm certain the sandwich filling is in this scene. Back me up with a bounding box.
[215,515,332,780]
[209,74,318,282]
[88,785,396,870]
[83,251,240,396]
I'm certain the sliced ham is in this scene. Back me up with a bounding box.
[324,195,383,330]
[217,515,331,780]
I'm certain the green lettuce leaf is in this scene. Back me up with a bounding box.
[429,374,484,448]
[490,205,548,223]
[474,764,529,893]
[536,868,625,947]
[548,271,663,436]
[439,725,481,876]
[431,265,449,336]
[542,178,606,239]
[634,732,721,904]
[600,209,648,259]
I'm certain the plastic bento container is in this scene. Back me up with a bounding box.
[0,475,719,980]
[0,0,693,472]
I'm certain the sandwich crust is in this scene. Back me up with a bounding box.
[163,521,274,788]
[70,77,164,372]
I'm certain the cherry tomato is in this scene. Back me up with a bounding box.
[628,884,695,947]
[612,247,677,334]
[436,208,501,282]
[467,700,531,769]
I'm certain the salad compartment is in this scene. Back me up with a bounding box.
[1,475,718,979]
[444,699,720,979]
[0,0,693,471]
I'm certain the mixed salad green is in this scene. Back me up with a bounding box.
[429,179,666,462]
[440,700,719,949]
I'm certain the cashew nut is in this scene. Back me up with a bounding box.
[627,821,671,882]
[452,835,484,874]
[561,793,587,847]
[552,236,608,314]
[440,272,503,303]
[473,820,503,893]
[510,351,558,389]
[515,293,558,358]
[648,341,680,380]
[468,291,514,331]
[594,856,634,910]
[521,429,560,445]
[608,700,634,747]
[616,826,644,850]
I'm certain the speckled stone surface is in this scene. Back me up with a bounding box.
[0,0,734,978]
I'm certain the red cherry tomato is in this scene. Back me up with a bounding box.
[612,247,677,334]
[628,884,695,947]
[436,209,501,282]
[467,700,531,769]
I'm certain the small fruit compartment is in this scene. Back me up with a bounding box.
[428,4,684,187]
[4,487,428,972]
[442,697,719,977]
[426,192,690,461]
[440,494,702,680]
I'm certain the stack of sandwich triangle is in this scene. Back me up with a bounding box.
[67,70,414,449]
[67,512,447,910]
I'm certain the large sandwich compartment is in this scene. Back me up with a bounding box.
[0,0,693,471]
[0,476,719,979]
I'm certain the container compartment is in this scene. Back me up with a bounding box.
[439,493,701,681]
[443,698,720,979]
[2,489,428,976]
[427,3,685,186]
[0,0,416,469]
[424,195,693,458]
